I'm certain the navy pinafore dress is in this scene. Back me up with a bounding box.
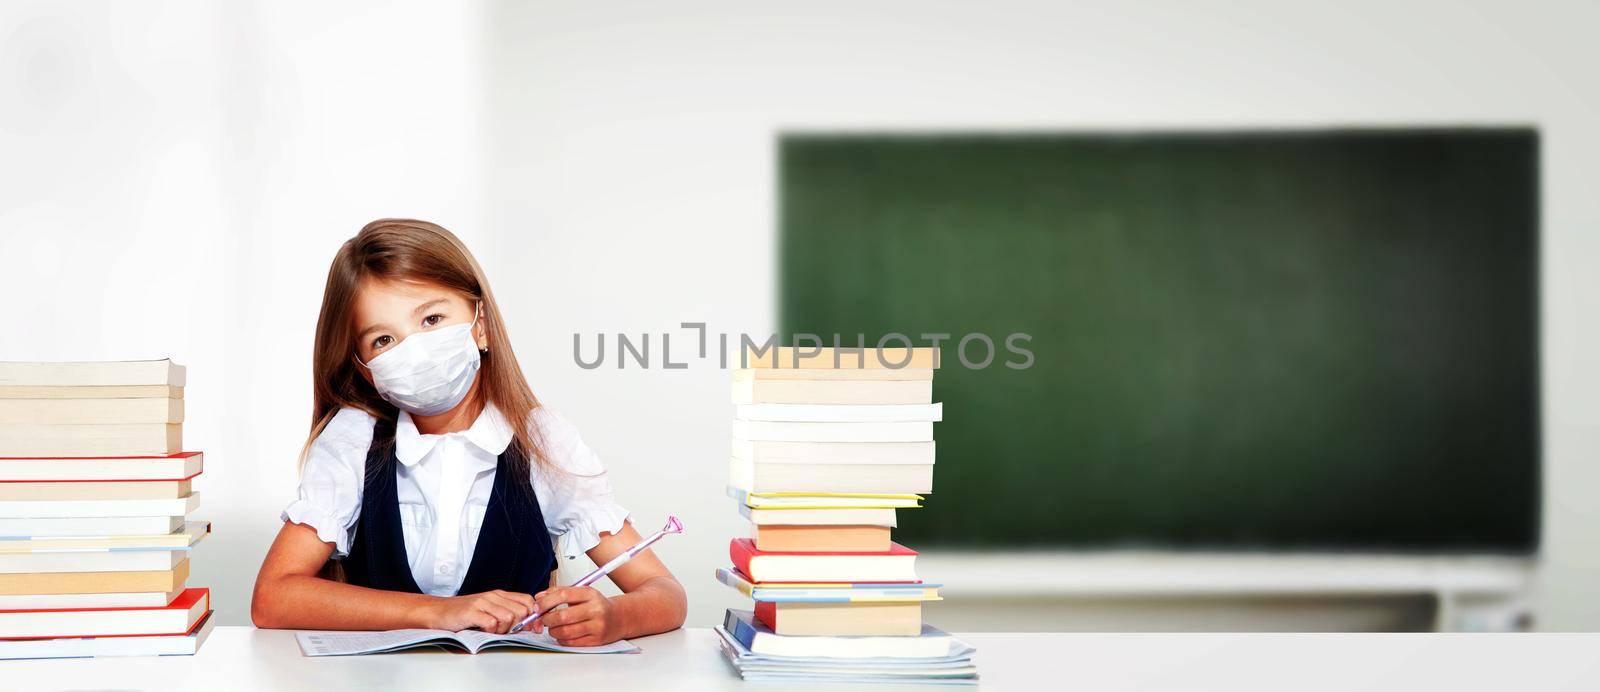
[340,417,556,595]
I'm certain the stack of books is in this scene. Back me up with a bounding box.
[0,360,213,660]
[715,346,977,684]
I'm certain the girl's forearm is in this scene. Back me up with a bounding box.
[608,575,688,639]
[252,573,439,631]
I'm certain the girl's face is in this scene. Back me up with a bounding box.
[351,278,488,365]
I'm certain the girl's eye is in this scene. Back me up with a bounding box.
[371,335,393,351]
[422,314,444,328]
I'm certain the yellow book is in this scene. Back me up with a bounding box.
[0,559,189,595]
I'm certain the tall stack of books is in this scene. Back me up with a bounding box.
[715,346,977,684]
[0,360,213,660]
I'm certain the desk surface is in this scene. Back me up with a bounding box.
[3,627,1598,691]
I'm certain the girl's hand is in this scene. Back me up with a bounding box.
[530,586,618,646]
[422,589,535,634]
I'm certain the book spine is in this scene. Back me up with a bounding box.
[754,601,777,631]
[722,608,760,650]
[728,539,756,580]
[714,568,755,598]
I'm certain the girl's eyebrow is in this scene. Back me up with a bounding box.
[411,298,449,316]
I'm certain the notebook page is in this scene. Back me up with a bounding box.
[296,629,459,656]
[295,628,639,656]
[480,630,640,654]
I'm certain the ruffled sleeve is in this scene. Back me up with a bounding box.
[280,407,374,558]
[530,408,631,559]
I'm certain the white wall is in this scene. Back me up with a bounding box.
[3,0,1598,630]
[0,0,492,625]
[481,0,1600,630]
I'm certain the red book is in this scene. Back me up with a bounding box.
[754,600,924,636]
[0,587,208,639]
[755,600,776,630]
[729,538,918,583]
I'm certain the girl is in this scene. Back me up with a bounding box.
[251,219,686,645]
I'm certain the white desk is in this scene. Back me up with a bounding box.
[3,627,1598,690]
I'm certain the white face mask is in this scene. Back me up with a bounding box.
[359,307,483,416]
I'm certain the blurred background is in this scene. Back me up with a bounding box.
[2,0,1597,632]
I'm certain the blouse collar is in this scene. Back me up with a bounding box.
[395,403,515,468]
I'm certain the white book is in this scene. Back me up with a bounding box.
[0,423,182,457]
[729,457,933,494]
[0,398,184,425]
[0,385,182,400]
[736,666,977,678]
[0,515,184,537]
[0,478,194,502]
[295,629,639,656]
[0,360,186,388]
[0,611,213,660]
[0,452,202,482]
[738,504,897,527]
[717,622,979,681]
[716,568,942,603]
[0,493,199,519]
[736,544,918,584]
[0,522,208,554]
[731,488,921,509]
[0,549,186,574]
[735,403,942,423]
[0,587,183,610]
[721,610,960,660]
[732,420,931,442]
[732,377,932,405]
[732,439,934,465]
[733,368,934,382]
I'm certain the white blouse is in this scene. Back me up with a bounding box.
[281,404,630,597]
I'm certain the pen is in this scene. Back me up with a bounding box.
[508,515,684,634]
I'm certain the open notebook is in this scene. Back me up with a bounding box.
[295,629,639,656]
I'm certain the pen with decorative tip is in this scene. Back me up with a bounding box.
[509,515,685,634]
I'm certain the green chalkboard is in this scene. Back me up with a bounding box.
[779,130,1538,552]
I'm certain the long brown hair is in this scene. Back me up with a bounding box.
[302,219,547,480]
